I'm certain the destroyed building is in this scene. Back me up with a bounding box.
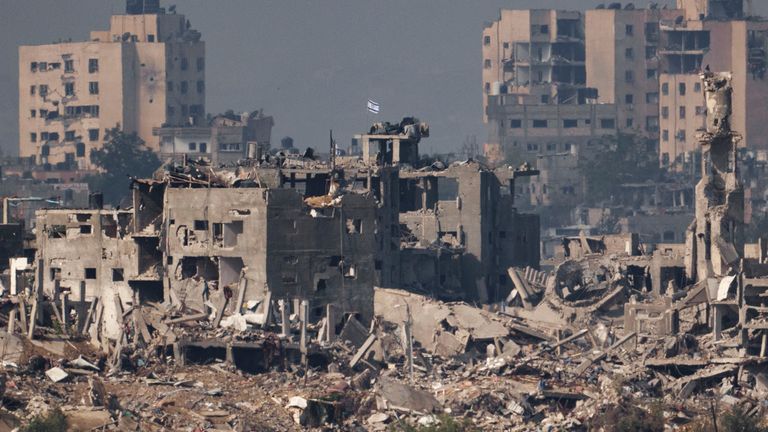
[30,118,541,352]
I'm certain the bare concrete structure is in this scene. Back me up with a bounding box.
[32,120,541,345]
[18,2,205,168]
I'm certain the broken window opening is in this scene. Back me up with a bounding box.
[219,257,244,288]
[316,278,328,292]
[223,220,244,247]
[48,225,66,239]
[50,267,61,281]
[194,220,208,231]
[345,218,362,234]
[112,268,124,282]
[79,225,92,234]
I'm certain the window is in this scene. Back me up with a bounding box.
[503,42,509,49]
[540,25,549,34]
[625,94,634,104]
[541,95,549,104]
[167,81,174,92]
[199,142,207,153]
[88,58,99,73]
[546,143,556,151]
[626,24,634,36]
[39,62,47,70]
[194,220,208,231]
[600,118,616,129]
[532,119,548,128]
[694,82,702,92]
[661,106,669,119]
[197,57,205,71]
[526,143,539,152]
[167,105,176,116]
[76,142,85,157]
[696,106,706,116]
[30,85,36,95]
[626,118,634,127]
[646,92,659,104]
[39,85,48,97]
[41,132,49,141]
[180,81,188,94]
[181,105,188,117]
[65,82,75,96]
[65,131,75,141]
[679,83,686,95]
[40,109,48,118]
[89,81,99,95]
[662,130,669,141]
[563,142,572,151]
[679,106,686,119]
[677,130,686,142]
[64,59,74,73]
[662,153,670,166]
[625,48,634,59]
[88,129,99,141]
[147,34,155,42]
[197,80,204,93]
[484,82,490,93]
[563,119,578,128]
[647,69,657,79]
[484,59,492,68]
[30,133,37,142]
[30,110,36,118]
[625,70,634,83]
[112,268,124,281]
[30,62,38,72]
[188,142,197,151]
[49,132,59,141]
[85,268,97,279]
[509,119,522,128]
[181,57,189,70]
[646,46,657,59]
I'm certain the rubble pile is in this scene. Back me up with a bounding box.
[1,272,768,431]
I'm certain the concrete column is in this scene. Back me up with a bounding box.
[299,300,309,355]
[77,281,87,334]
[326,304,337,342]
[61,292,69,333]
[279,300,289,338]
[713,305,723,341]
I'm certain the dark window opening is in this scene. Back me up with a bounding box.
[194,220,208,231]
[85,268,97,279]
[112,268,124,281]
[79,225,92,234]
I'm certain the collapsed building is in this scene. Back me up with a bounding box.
[27,118,541,354]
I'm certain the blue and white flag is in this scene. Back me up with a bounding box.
[367,99,380,114]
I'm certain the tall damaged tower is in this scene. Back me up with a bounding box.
[686,71,745,283]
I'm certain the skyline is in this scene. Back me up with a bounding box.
[2,0,766,157]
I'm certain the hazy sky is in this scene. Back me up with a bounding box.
[2,1,765,156]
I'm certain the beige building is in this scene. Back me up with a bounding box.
[658,11,768,168]
[19,5,205,169]
[585,7,682,143]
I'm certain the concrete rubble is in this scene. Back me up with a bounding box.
[0,81,768,430]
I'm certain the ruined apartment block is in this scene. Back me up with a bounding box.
[32,118,541,349]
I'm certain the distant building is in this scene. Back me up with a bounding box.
[483,0,768,171]
[18,0,205,169]
[658,2,768,169]
[154,110,274,165]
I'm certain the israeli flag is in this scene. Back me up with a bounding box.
[367,99,380,114]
